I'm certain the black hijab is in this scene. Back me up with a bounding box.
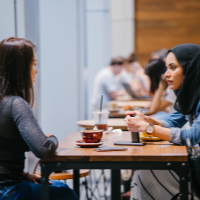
[168,44,200,115]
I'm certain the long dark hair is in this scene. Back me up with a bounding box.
[144,59,166,94]
[0,37,36,106]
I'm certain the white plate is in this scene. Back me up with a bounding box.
[74,140,104,147]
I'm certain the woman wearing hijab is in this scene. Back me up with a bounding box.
[125,43,200,200]
[144,59,176,121]
[0,37,78,200]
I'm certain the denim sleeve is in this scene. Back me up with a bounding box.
[166,111,188,128]
[170,128,182,145]
[160,120,182,145]
[160,120,171,128]
[181,113,200,146]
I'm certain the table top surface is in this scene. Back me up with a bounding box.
[76,119,127,130]
[117,95,152,102]
[117,100,150,108]
[43,132,188,162]
[109,111,126,118]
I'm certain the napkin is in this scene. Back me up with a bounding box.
[112,129,122,134]
[103,127,113,134]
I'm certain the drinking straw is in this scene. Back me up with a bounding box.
[99,95,103,124]
[100,95,103,112]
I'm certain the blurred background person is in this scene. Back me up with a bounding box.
[116,53,150,98]
[144,59,176,120]
[90,57,124,113]
[151,48,168,61]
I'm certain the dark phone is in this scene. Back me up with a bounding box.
[114,141,146,146]
[128,113,140,143]
[94,147,128,151]
[130,114,136,117]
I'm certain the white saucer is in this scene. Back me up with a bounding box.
[74,140,104,147]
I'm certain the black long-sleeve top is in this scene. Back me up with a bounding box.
[0,96,58,186]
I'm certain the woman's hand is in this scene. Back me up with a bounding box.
[124,110,149,132]
[46,133,53,138]
[158,74,167,90]
[23,173,41,183]
[23,172,52,185]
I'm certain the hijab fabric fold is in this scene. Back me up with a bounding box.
[168,44,200,115]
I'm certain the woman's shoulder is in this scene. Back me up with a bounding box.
[4,95,26,102]
[2,96,29,107]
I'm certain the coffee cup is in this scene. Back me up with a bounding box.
[81,130,103,143]
[108,101,118,110]
[93,110,110,131]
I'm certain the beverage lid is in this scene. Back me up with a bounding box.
[93,110,110,114]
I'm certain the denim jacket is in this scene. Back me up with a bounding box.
[161,100,200,147]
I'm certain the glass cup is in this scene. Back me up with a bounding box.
[93,110,110,131]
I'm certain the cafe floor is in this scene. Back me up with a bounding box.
[67,169,112,200]
[66,169,129,200]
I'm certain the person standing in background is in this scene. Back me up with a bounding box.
[90,57,124,112]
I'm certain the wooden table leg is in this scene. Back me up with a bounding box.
[111,170,121,200]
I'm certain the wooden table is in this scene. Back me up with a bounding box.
[117,100,150,108]
[109,111,126,118]
[40,131,189,200]
[76,118,127,130]
[117,95,152,101]
[108,109,151,118]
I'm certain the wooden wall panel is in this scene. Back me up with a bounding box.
[135,0,200,67]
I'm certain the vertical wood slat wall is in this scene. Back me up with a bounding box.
[135,0,200,67]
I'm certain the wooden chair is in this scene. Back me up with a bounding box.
[33,160,90,199]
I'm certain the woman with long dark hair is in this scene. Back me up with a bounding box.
[0,37,77,200]
[125,43,200,199]
[144,59,176,120]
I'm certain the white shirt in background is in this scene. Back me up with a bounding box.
[90,68,120,113]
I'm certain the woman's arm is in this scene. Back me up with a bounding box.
[11,97,58,159]
[146,75,171,115]
[125,110,194,145]
[124,111,171,141]
[22,171,52,184]
[180,114,200,146]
